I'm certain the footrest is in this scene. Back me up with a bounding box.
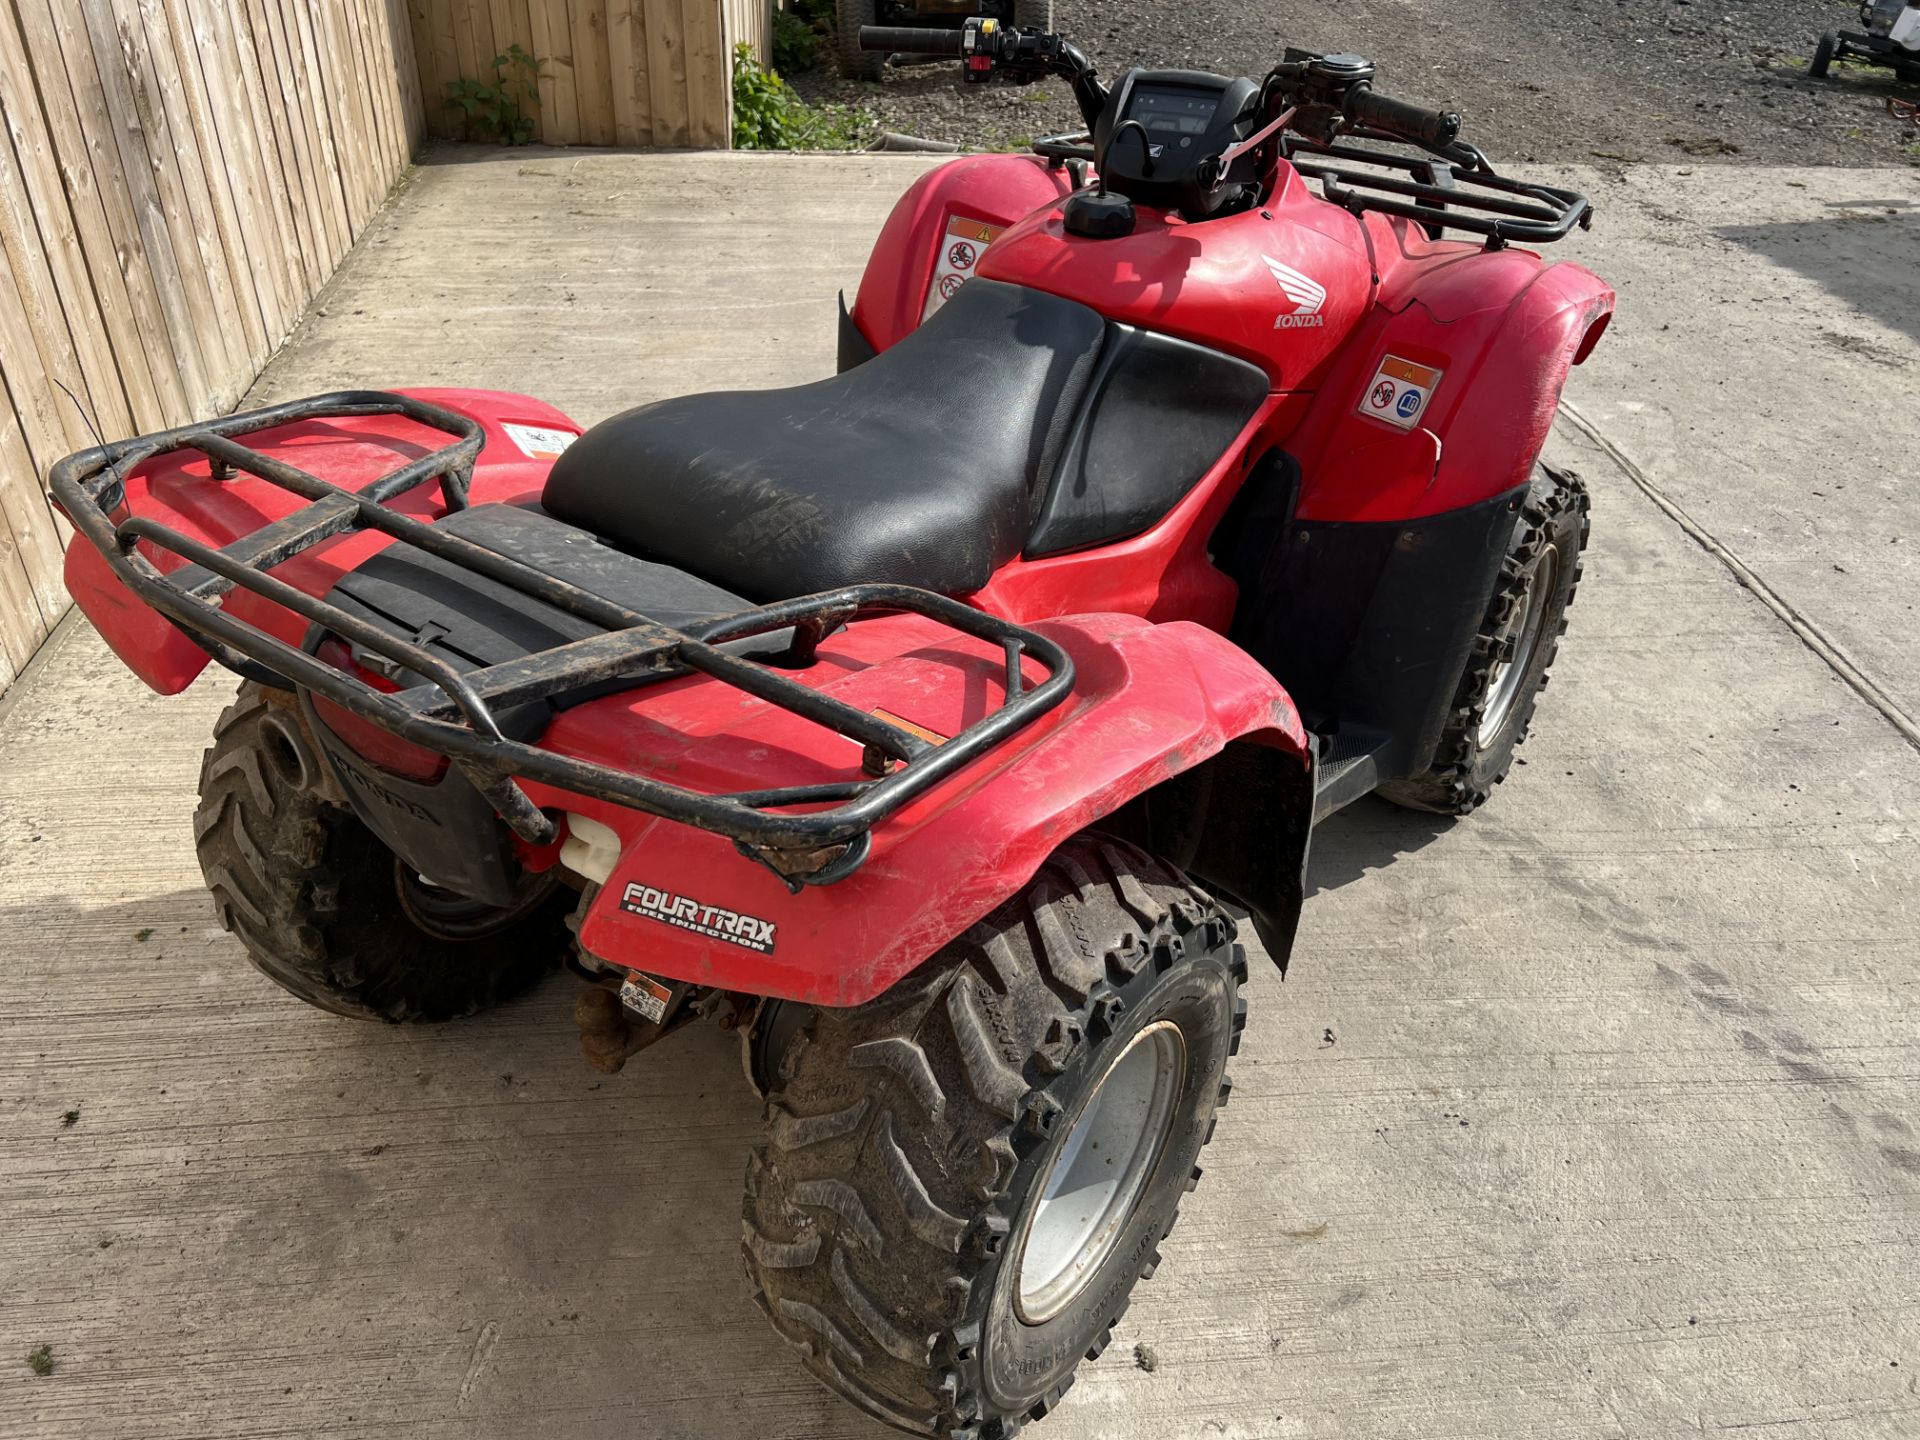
[1313,724,1391,822]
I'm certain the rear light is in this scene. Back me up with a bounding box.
[309,637,450,783]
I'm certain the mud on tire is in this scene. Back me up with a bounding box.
[742,833,1246,1437]
[194,683,571,1021]
[1378,462,1588,817]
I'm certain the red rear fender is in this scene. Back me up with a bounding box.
[60,389,582,693]
[542,611,1310,1007]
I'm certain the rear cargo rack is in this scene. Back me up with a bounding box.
[49,392,1073,884]
[1280,131,1591,249]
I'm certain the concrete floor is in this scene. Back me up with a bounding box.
[2,150,1916,1439]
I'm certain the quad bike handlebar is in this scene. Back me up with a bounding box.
[1264,51,1463,152]
[865,23,1588,248]
[860,21,1108,124]
[857,25,962,57]
[860,23,1462,154]
[1341,86,1461,150]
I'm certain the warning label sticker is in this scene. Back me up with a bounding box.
[502,422,579,460]
[1357,355,1443,430]
[922,215,1005,321]
[618,970,674,1024]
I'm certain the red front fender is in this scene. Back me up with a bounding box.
[1286,239,1616,523]
[550,612,1309,1007]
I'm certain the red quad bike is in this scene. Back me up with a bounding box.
[52,21,1611,1438]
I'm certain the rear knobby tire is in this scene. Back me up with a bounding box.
[1377,462,1589,817]
[742,834,1245,1438]
[837,0,886,80]
[194,683,571,1021]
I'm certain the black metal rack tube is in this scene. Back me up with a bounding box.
[48,393,1078,880]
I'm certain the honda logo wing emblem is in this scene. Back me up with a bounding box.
[1263,256,1326,315]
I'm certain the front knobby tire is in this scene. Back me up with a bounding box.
[742,834,1246,1438]
[194,683,571,1021]
[1378,462,1589,817]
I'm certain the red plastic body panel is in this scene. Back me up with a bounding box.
[975,163,1373,388]
[62,389,579,693]
[534,610,1306,1005]
[849,154,1076,353]
[852,154,1614,534]
[965,393,1302,632]
[1280,217,1616,522]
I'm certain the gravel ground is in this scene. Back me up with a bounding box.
[792,0,1920,167]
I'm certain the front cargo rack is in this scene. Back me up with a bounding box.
[50,392,1074,885]
[1030,126,1590,249]
[1280,130,1592,249]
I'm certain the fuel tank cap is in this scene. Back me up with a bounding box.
[1063,189,1137,239]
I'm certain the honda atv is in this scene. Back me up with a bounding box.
[51,21,1611,1438]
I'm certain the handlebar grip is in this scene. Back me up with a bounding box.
[1344,87,1462,148]
[858,25,965,55]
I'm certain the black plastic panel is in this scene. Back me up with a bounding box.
[1024,324,1268,558]
[324,503,772,734]
[1221,464,1523,780]
[836,290,877,372]
[302,703,526,907]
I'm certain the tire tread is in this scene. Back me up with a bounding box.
[743,834,1241,1438]
[1378,463,1589,816]
[193,683,564,1021]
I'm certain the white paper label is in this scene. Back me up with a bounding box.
[922,214,1006,321]
[502,422,579,460]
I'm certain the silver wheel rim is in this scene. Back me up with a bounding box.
[1478,544,1560,748]
[1013,1019,1186,1324]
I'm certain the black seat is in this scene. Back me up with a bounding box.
[541,279,1107,601]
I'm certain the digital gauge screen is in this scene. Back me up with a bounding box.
[1129,87,1221,137]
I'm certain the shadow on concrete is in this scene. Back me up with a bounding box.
[7,884,898,1437]
[1717,202,1920,346]
[414,139,665,170]
[1304,794,1455,897]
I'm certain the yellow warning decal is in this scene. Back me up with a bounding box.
[1378,356,1442,389]
[871,708,949,747]
[947,216,1003,246]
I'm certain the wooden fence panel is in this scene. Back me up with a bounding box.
[571,0,616,145]
[0,0,423,688]
[413,0,764,149]
[605,0,650,146]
